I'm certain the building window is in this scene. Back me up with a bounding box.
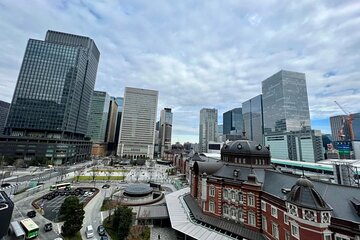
[209,201,215,213]
[324,234,332,240]
[238,209,244,222]
[223,205,229,216]
[231,191,236,201]
[248,193,255,207]
[261,200,266,212]
[304,209,316,222]
[335,235,350,240]
[248,211,256,226]
[238,192,243,203]
[231,208,237,219]
[288,203,298,217]
[285,231,290,240]
[322,212,331,223]
[223,189,228,199]
[209,186,215,197]
[272,222,279,240]
[262,216,267,231]
[271,206,278,218]
[291,223,299,239]
[284,214,289,224]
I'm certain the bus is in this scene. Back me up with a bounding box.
[49,182,71,191]
[19,218,39,239]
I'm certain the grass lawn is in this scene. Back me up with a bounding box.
[75,176,125,181]
[88,169,129,173]
[63,232,82,240]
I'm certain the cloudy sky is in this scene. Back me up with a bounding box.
[1,0,360,143]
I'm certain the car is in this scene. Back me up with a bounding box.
[97,225,106,236]
[90,188,96,192]
[1,183,11,188]
[27,210,36,218]
[88,192,94,197]
[100,235,108,240]
[54,238,63,240]
[102,184,110,189]
[44,223,53,232]
[85,225,94,238]
[83,191,89,197]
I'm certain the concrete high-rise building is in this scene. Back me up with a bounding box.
[159,108,173,158]
[330,115,351,141]
[262,70,310,135]
[87,91,110,143]
[223,108,243,135]
[117,87,158,159]
[105,96,118,143]
[199,108,218,153]
[352,113,360,141]
[265,130,324,162]
[242,94,264,144]
[1,30,99,164]
[0,100,10,135]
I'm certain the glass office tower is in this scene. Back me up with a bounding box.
[5,30,100,139]
[262,70,310,135]
[223,108,243,135]
[242,94,264,144]
[0,30,99,164]
[87,91,110,143]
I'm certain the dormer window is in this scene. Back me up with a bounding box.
[321,212,331,223]
[256,144,262,150]
[233,170,239,177]
[303,209,316,222]
[237,144,242,150]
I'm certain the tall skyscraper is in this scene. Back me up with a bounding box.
[223,108,243,135]
[117,87,158,159]
[86,91,110,143]
[199,108,218,153]
[352,113,360,141]
[1,30,99,164]
[114,97,124,148]
[159,108,173,158]
[330,115,351,141]
[105,96,118,143]
[242,94,264,144]
[0,100,10,136]
[262,70,310,135]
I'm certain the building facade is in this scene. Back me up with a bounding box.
[242,94,264,144]
[199,108,218,153]
[1,30,99,164]
[0,100,10,135]
[167,139,360,240]
[87,91,110,143]
[159,108,173,158]
[330,115,351,142]
[265,130,324,162]
[113,97,124,150]
[117,87,158,159]
[262,70,310,135]
[105,96,118,143]
[223,108,243,135]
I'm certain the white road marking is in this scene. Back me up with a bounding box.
[101,212,104,222]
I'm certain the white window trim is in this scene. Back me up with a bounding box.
[271,205,278,219]
[248,211,256,226]
[209,201,215,213]
[284,213,289,225]
[248,193,255,207]
[334,233,350,240]
[323,233,332,240]
[209,186,215,197]
[272,222,279,240]
[261,200,266,212]
[291,223,300,239]
[262,216,267,231]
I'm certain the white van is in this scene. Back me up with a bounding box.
[85,225,94,238]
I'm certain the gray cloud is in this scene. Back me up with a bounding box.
[0,0,359,143]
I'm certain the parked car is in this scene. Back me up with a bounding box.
[97,225,105,236]
[44,223,53,232]
[100,235,108,240]
[1,183,11,188]
[102,184,110,189]
[85,225,94,238]
[27,210,36,218]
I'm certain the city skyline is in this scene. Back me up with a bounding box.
[1,1,360,143]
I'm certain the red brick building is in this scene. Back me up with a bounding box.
[183,139,360,240]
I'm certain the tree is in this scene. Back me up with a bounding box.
[59,196,85,236]
[112,205,133,240]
